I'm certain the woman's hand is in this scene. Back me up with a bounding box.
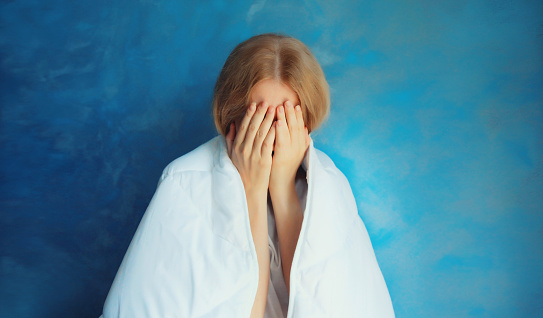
[269,100,310,193]
[226,102,275,318]
[225,102,277,196]
[268,101,309,291]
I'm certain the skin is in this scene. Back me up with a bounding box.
[225,79,309,318]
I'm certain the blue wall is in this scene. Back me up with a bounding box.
[1,0,542,317]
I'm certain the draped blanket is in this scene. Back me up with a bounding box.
[101,135,395,317]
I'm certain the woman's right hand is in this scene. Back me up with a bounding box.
[225,102,277,196]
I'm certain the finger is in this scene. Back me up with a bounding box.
[294,105,306,147]
[243,101,269,150]
[275,105,289,147]
[284,100,299,135]
[253,104,276,152]
[233,102,256,149]
[276,105,286,123]
[262,122,276,158]
[226,122,235,157]
[295,105,304,130]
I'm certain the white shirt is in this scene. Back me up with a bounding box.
[264,153,309,318]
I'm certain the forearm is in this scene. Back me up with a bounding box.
[246,191,270,318]
[269,182,303,295]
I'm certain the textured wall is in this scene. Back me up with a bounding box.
[1,0,542,317]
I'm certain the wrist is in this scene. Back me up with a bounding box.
[270,170,296,189]
[245,189,268,221]
[269,179,296,201]
[269,181,300,218]
[241,177,269,196]
[245,187,268,203]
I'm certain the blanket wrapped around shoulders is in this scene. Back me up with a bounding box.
[101,135,395,318]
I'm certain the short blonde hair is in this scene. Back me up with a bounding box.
[212,33,330,136]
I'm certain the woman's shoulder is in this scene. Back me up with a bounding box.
[160,135,222,178]
[312,144,352,188]
[312,143,342,176]
[313,147,335,170]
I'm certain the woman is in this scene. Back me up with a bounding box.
[101,33,394,318]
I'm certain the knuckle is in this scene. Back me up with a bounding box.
[241,148,250,158]
[249,124,257,132]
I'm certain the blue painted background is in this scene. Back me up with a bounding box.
[1,0,542,317]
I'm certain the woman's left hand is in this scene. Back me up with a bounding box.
[269,100,310,193]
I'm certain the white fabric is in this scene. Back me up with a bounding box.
[101,135,395,318]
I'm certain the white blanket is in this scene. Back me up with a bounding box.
[101,135,395,317]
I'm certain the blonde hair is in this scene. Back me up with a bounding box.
[212,33,330,136]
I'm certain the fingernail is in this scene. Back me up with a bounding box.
[250,103,256,111]
[296,105,301,112]
[279,106,284,113]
